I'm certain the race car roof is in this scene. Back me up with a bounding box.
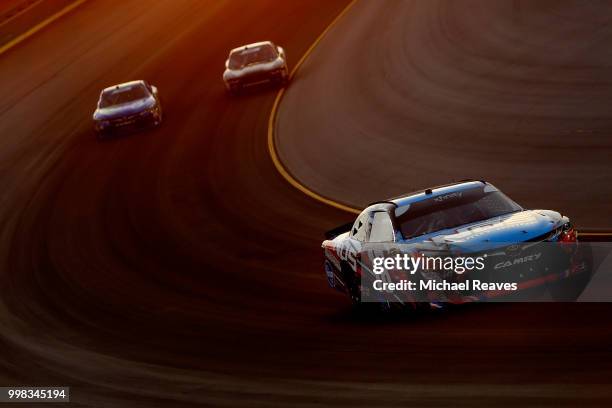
[390,180,495,208]
[229,41,274,54]
[102,80,145,93]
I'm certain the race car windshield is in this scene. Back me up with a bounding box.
[397,189,522,240]
[99,85,149,108]
[228,45,277,69]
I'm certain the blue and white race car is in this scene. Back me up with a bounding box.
[322,180,589,307]
[93,80,162,137]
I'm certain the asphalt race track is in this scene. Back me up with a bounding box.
[277,0,612,229]
[0,1,612,406]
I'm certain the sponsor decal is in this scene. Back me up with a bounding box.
[494,253,542,270]
[506,244,520,253]
[337,240,358,272]
[434,192,462,202]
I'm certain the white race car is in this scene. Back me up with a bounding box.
[223,41,288,94]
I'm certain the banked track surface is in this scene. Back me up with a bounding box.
[276,0,612,231]
[0,0,611,406]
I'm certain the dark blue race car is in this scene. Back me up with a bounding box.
[93,80,162,138]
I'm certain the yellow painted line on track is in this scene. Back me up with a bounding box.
[267,0,361,215]
[0,0,88,57]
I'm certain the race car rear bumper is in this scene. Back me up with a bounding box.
[226,69,288,90]
[95,110,161,133]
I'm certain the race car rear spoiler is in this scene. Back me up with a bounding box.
[324,222,353,240]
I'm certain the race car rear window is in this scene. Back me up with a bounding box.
[396,188,522,240]
[100,85,148,108]
[228,45,277,69]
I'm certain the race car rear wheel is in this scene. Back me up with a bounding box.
[153,110,163,127]
[278,71,289,86]
[340,261,361,306]
[95,129,109,141]
[228,84,242,96]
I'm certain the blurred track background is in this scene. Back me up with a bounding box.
[0,0,611,406]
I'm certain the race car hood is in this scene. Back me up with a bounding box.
[93,97,156,120]
[408,209,566,253]
[223,58,284,80]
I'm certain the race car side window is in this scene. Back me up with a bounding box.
[351,211,370,242]
[368,211,394,243]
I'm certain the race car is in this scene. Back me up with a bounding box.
[223,41,288,94]
[93,80,162,137]
[322,180,590,308]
